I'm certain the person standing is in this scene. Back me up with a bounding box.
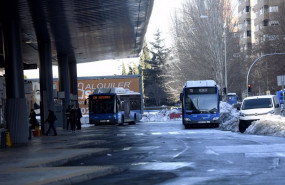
[70,105,78,133]
[65,105,71,130]
[28,109,38,140]
[45,110,57,136]
[76,106,82,130]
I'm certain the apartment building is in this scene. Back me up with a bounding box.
[238,0,284,51]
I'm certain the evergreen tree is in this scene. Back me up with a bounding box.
[139,40,151,103]
[132,62,139,75]
[143,29,171,106]
[128,64,134,75]
[122,62,127,75]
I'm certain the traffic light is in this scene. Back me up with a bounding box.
[248,84,251,93]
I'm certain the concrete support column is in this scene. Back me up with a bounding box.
[39,41,54,133]
[28,0,54,135]
[68,55,78,106]
[57,54,70,129]
[2,3,29,144]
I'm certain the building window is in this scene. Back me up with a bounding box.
[269,20,279,26]
[263,19,269,26]
[269,6,278,12]
[247,30,251,37]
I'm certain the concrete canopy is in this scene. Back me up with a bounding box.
[0,0,154,66]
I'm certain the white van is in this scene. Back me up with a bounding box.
[238,95,281,133]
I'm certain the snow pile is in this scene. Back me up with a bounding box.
[218,102,240,132]
[245,114,285,137]
[81,115,92,128]
[142,108,182,122]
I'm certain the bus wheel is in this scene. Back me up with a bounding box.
[130,114,136,125]
[119,116,124,126]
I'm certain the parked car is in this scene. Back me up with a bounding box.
[238,95,281,133]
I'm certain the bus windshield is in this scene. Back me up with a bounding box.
[90,95,115,114]
[185,94,217,113]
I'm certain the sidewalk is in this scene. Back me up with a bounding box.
[0,127,122,185]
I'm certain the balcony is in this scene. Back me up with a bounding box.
[253,0,269,11]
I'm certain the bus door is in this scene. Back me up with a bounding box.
[123,97,130,119]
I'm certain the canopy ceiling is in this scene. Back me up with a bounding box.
[0,0,154,66]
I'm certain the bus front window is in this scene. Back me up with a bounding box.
[185,94,217,113]
[91,98,115,114]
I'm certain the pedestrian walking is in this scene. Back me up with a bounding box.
[28,109,39,140]
[65,105,71,130]
[70,105,78,133]
[45,110,57,136]
[76,106,82,130]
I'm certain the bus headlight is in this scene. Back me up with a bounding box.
[240,112,245,117]
[184,118,191,121]
[212,117,219,121]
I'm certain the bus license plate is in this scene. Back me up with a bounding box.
[198,121,206,123]
[198,121,210,123]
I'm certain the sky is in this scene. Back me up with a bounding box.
[145,0,184,47]
[24,0,184,79]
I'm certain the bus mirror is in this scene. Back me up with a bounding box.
[180,93,183,101]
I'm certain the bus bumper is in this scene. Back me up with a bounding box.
[183,120,220,128]
[90,119,118,125]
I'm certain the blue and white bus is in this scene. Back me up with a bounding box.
[88,88,143,126]
[227,93,238,105]
[180,80,220,128]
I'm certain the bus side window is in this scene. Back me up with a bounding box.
[120,101,124,111]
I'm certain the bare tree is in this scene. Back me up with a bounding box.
[169,0,242,96]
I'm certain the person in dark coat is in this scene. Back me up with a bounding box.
[65,105,71,130]
[28,109,39,140]
[45,110,57,136]
[76,106,82,130]
[70,105,78,133]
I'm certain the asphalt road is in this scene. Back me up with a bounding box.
[64,121,285,185]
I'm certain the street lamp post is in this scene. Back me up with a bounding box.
[246,53,285,97]
[224,23,227,96]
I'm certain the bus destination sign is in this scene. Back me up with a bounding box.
[93,95,112,100]
[186,87,216,94]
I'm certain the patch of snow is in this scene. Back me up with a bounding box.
[142,108,182,122]
[219,102,240,132]
[245,114,285,137]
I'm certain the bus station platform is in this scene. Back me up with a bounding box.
[0,127,122,185]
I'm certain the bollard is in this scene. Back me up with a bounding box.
[35,126,41,136]
[6,132,12,147]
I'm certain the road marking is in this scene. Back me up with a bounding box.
[169,132,180,135]
[122,147,132,151]
[173,139,189,159]
[135,133,145,136]
[117,134,126,136]
[152,132,162,135]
